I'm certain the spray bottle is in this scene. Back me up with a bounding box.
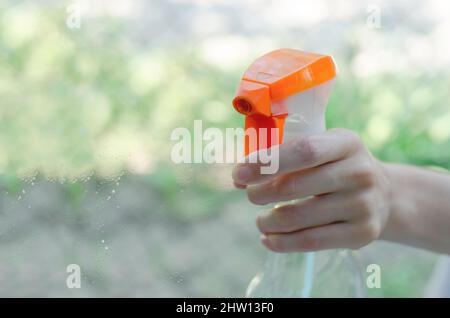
[232,49,364,297]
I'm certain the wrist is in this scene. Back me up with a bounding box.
[375,162,450,253]
[378,163,417,244]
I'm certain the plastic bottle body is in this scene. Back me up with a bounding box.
[246,80,364,298]
[246,250,365,298]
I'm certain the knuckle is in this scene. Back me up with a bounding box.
[346,225,378,250]
[343,129,363,147]
[345,130,362,145]
[291,137,319,165]
[273,175,297,197]
[358,221,381,246]
[282,178,298,197]
[332,128,361,146]
[354,192,376,219]
[350,162,377,188]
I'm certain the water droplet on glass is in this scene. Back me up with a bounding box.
[170,272,184,284]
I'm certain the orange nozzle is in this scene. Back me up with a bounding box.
[232,80,271,117]
[233,48,336,156]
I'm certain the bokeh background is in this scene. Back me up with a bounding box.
[0,0,449,297]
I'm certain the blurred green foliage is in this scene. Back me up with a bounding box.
[328,70,450,169]
[1,5,449,182]
[0,5,239,179]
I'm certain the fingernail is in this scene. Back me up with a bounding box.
[234,166,252,184]
[233,181,247,189]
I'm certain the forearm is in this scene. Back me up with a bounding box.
[381,163,450,254]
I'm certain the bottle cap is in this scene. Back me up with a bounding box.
[232,49,336,155]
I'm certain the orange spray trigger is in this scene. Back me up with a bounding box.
[232,48,337,156]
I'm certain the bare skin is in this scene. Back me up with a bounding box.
[232,128,450,255]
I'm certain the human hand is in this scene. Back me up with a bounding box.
[232,128,392,253]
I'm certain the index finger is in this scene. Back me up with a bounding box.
[232,128,359,186]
